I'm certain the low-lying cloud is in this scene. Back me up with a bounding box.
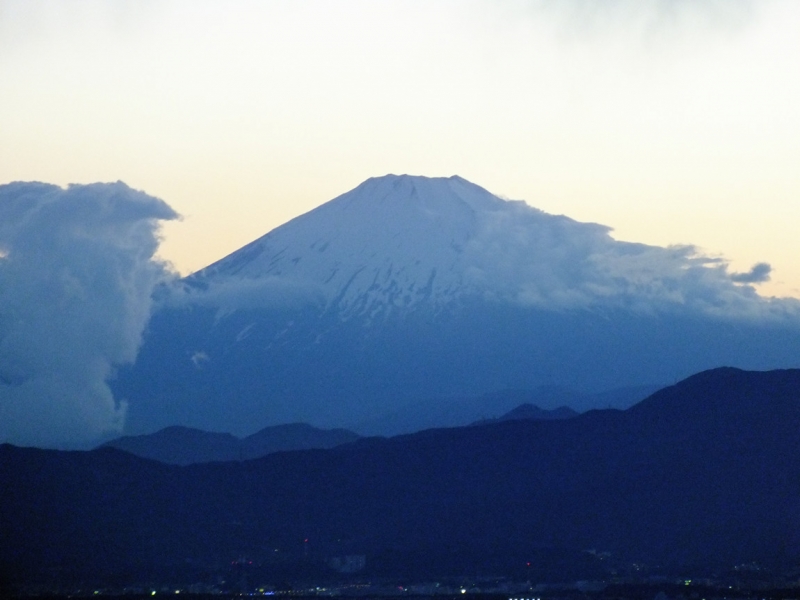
[457,198,798,321]
[174,275,326,319]
[0,181,177,448]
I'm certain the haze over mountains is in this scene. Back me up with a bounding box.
[113,175,800,439]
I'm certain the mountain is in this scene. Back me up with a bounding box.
[112,175,800,438]
[351,386,660,436]
[352,388,586,435]
[191,174,510,315]
[494,403,578,422]
[101,423,360,465]
[4,367,800,590]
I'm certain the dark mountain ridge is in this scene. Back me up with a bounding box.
[4,367,800,590]
[352,385,661,436]
[101,422,360,465]
[494,403,578,422]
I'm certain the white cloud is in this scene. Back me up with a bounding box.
[462,197,800,321]
[0,181,178,448]
[171,275,325,320]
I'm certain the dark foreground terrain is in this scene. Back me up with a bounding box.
[3,368,800,594]
[9,582,800,600]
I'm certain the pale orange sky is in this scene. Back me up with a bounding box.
[1,0,799,297]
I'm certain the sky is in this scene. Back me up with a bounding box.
[1,0,800,447]
[1,0,799,297]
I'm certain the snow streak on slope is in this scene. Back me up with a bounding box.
[188,175,797,321]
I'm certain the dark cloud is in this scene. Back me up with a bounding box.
[730,262,772,284]
[0,181,178,448]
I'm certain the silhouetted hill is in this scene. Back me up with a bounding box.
[495,403,578,422]
[102,423,360,465]
[353,385,660,435]
[3,368,800,590]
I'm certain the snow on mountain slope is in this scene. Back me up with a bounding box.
[190,175,514,315]
[189,174,780,320]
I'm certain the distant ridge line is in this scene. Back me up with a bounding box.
[102,422,360,465]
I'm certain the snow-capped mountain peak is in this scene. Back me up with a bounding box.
[186,173,789,320]
[191,174,566,315]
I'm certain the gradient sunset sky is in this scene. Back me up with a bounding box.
[2,0,799,297]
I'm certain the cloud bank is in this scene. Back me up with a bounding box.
[456,196,798,321]
[170,175,800,326]
[0,181,178,448]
